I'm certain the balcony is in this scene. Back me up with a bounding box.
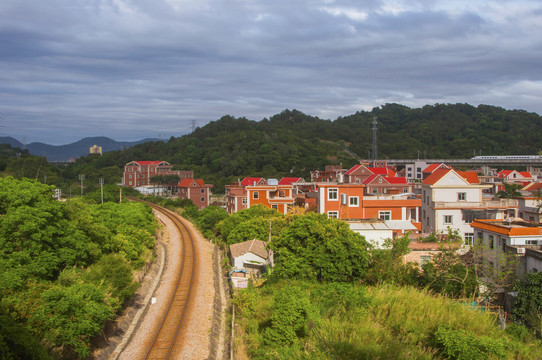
[432,198,518,209]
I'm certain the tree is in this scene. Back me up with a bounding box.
[512,272,542,336]
[271,213,370,282]
[496,183,522,199]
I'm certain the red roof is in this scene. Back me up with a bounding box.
[179,178,204,187]
[523,182,542,192]
[133,161,166,165]
[279,177,304,185]
[457,171,479,184]
[387,177,407,184]
[422,168,451,185]
[498,170,513,178]
[241,177,265,186]
[520,172,532,178]
[424,169,479,185]
[423,163,450,173]
[345,164,362,175]
[362,174,379,184]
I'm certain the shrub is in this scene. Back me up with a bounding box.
[434,326,508,360]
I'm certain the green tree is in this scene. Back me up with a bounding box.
[496,183,522,199]
[512,272,542,336]
[271,213,370,282]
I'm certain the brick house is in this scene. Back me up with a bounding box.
[363,174,412,195]
[310,165,346,182]
[177,178,213,209]
[122,161,193,189]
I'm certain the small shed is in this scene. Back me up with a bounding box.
[229,239,271,277]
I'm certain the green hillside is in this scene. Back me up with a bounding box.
[23,103,542,193]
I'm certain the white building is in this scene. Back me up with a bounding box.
[421,168,518,241]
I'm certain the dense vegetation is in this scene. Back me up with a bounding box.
[4,103,540,194]
[181,204,542,359]
[0,177,157,358]
[234,281,542,359]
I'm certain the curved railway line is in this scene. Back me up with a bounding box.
[127,197,197,360]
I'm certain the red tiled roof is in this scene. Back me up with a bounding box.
[362,174,379,184]
[423,169,479,185]
[241,177,264,186]
[457,171,479,184]
[523,182,542,192]
[345,164,363,175]
[134,161,166,165]
[178,178,205,187]
[520,172,532,178]
[386,177,407,184]
[422,168,452,185]
[279,177,304,185]
[368,167,388,175]
[498,170,513,178]
[423,163,450,173]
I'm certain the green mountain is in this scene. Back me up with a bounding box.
[57,103,542,193]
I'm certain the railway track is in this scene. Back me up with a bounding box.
[127,197,197,360]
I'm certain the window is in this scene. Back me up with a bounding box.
[417,174,422,179]
[349,196,359,207]
[489,235,494,249]
[271,205,278,210]
[253,192,259,199]
[328,188,338,200]
[417,167,422,172]
[379,211,391,221]
[279,190,285,197]
[458,192,466,201]
[444,215,453,224]
[201,197,205,202]
[242,198,247,205]
[328,211,338,219]
[201,189,205,194]
[403,188,409,193]
[465,233,474,246]
[129,174,132,179]
[463,213,475,223]
[373,188,378,194]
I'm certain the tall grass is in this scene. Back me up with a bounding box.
[233,281,542,359]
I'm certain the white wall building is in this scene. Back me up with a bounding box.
[421,168,517,240]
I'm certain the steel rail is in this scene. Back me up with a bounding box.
[127,197,196,360]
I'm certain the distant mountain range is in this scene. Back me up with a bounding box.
[0,136,159,161]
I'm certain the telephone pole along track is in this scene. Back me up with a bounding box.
[128,197,197,360]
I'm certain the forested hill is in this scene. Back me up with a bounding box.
[66,103,542,192]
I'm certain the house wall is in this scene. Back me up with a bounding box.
[525,249,542,274]
[317,184,365,219]
[232,252,267,270]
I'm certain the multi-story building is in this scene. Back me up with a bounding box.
[177,178,213,209]
[122,161,193,188]
[421,168,518,239]
[224,177,267,214]
[246,183,296,215]
[310,165,347,182]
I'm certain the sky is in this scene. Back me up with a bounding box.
[1,0,542,145]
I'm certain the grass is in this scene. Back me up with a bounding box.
[233,281,542,360]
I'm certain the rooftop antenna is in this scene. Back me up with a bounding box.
[22,135,28,150]
[371,116,378,164]
[191,119,197,133]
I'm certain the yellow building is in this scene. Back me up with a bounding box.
[89,144,102,155]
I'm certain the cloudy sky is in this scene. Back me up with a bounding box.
[1,0,541,145]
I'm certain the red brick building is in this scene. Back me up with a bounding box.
[177,178,213,209]
[122,161,193,188]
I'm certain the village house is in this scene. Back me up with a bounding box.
[404,242,462,268]
[363,174,412,195]
[310,164,347,182]
[177,178,213,209]
[422,163,451,181]
[122,161,193,189]
[421,168,518,240]
[229,239,272,288]
[347,218,418,248]
[246,181,296,215]
[471,219,542,277]
[224,177,267,214]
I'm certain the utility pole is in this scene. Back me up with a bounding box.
[99,178,104,204]
[78,174,85,196]
[371,116,378,165]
